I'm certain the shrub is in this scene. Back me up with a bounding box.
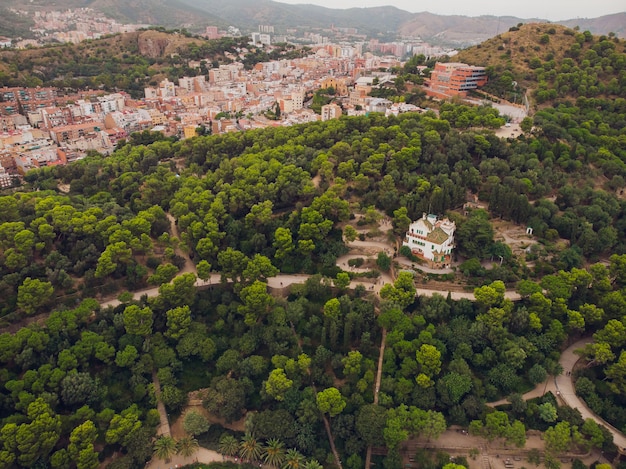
[183,410,211,436]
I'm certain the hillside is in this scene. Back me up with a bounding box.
[0,30,243,95]
[2,0,224,29]
[560,12,626,39]
[2,0,624,45]
[1,23,626,469]
[454,23,626,106]
[398,13,540,46]
[0,7,34,39]
[179,0,410,34]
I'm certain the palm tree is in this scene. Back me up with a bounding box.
[303,459,324,469]
[282,449,305,469]
[177,436,199,458]
[218,434,239,457]
[263,438,286,468]
[240,433,263,463]
[153,435,177,462]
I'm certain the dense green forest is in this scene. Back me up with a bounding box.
[1,25,626,469]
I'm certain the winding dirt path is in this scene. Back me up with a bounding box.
[365,326,387,469]
[166,212,195,275]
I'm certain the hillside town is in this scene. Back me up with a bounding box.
[0,8,149,48]
[0,39,491,188]
[0,7,460,55]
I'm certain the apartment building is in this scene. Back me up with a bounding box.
[49,121,105,144]
[427,62,488,97]
[0,165,13,188]
[97,93,126,113]
[321,103,342,121]
[179,76,207,94]
[205,26,221,40]
[0,87,58,116]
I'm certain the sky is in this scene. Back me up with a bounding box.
[275,0,625,21]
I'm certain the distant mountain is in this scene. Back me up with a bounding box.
[558,12,626,38]
[177,0,410,35]
[1,0,225,30]
[1,0,624,46]
[398,12,540,46]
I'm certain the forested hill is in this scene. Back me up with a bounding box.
[0,31,250,94]
[2,106,626,466]
[455,23,626,105]
[1,28,626,469]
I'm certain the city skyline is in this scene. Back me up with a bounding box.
[276,0,625,22]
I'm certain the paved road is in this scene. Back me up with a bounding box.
[487,377,556,408]
[556,339,626,453]
[485,338,626,453]
[414,287,520,302]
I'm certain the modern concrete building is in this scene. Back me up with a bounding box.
[427,62,487,97]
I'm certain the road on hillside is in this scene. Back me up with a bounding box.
[556,339,626,453]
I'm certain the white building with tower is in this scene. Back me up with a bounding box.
[403,213,455,268]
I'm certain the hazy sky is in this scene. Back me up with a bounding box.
[276,0,625,21]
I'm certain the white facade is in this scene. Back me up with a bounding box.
[0,166,13,188]
[403,213,455,268]
[159,79,176,98]
[98,93,125,113]
[321,103,342,121]
[179,76,207,94]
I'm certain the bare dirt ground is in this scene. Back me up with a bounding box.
[403,428,606,469]
[491,219,538,257]
[494,123,524,139]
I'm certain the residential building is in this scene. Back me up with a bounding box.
[212,119,238,134]
[209,66,236,85]
[0,165,13,188]
[321,103,342,121]
[159,79,176,98]
[403,213,456,268]
[205,26,221,40]
[13,141,64,175]
[183,124,198,139]
[179,76,207,94]
[366,97,391,114]
[49,121,105,144]
[144,87,159,99]
[97,93,126,113]
[251,33,271,46]
[426,62,488,97]
[104,109,151,134]
[0,87,58,116]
